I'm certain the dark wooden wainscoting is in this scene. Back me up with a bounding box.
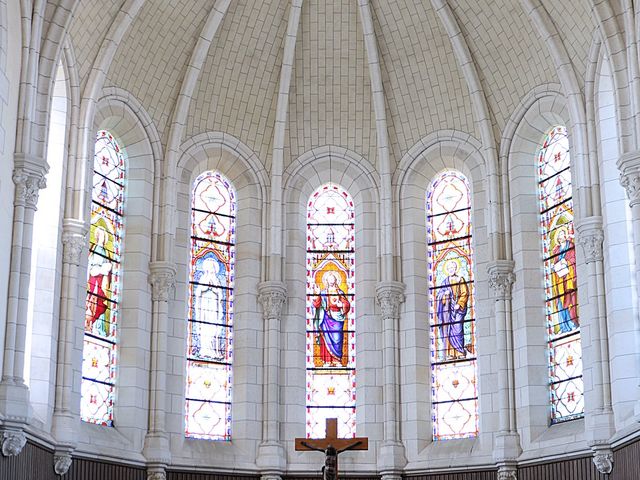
[405,471,496,480]
[0,436,638,479]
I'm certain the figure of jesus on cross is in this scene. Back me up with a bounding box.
[295,418,368,480]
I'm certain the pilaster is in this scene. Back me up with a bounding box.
[0,153,48,456]
[375,281,406,475]
[487,260,521,471]
[256,281,287,475]
[143,262,176,469]
[52,218,87,472]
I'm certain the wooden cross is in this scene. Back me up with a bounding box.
[295,418,368,480]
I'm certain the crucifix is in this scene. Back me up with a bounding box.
[295,418,368,480]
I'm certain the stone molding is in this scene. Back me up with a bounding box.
[375,281,405,319]
[576,216,604,264]
[1,429,26,456]
[54,453,73,476]
[487,260,515,300]
[149,262,176,302]
[258,281,287,320]
[618,150,640,207]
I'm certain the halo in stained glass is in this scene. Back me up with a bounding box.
[81,130,125,426]
[306,183,356,439]
[537,125,584,423]
[185,171,236,440]
[426,170,478,440]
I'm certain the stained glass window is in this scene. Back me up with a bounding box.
[81,130,125,426]
[185,171,236,440]
[537,125,584,423]
[426,170,478,440]
[306,184,356,438]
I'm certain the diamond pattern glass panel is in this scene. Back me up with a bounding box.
[185,171,235,440]
[537,126,584,423]
[306,184,356,438]
[81,130,125,426]
[426,170,479,440]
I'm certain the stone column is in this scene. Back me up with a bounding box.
[0,154,48,456]
[375,281,406,477]
[618,151,640,422]
[487,261,520,479]
[143,262,176,480]
[576,216,614,474]
[256,281,287,479]
[51,218,87,475]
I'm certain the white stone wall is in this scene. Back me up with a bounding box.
[0,0,21,379]
[25,62,68,430]
[595,51,640,430]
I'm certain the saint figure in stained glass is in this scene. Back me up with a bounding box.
[306,184,356,439]
[185,171,235,441]
[426,170,478,440]
[81,130,125,426]
[537,125,583,423]
[312,270,351,367]
[436,259,470,360]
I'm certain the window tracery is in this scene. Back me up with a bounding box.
[81,130,125,425]
[306,184,356,438]
[185,171,236,440]
[426,170,478,440]
[537,125,584,423]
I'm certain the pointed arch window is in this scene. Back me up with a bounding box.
[306,184,356,438]
[426,170,478,440]
[537,125,584,423]
[81,130,125,425]
[185,171,236,440]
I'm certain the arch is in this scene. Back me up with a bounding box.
[167,132,265,464]
[505,92,587,449]
[395,134,490,464]
[283,147,379,466]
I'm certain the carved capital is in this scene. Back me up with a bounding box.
[592,448,613,475]
[12,168,46,209]
[62,232,85,266]
[376,282,405,319]
[54,453,72,476]
[258,282,287,321]
[487,260,515,300]
[1,430,26,456]
[618,150,640,207]
[149,264,176,302]
[576,216,604,264]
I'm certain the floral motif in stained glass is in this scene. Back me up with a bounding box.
[537,125,584,423]
[306,184,356,439]
[185,171,235,440]
[426,170,478,440]
[81,130,125,426]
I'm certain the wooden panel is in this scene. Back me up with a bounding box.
[406,471,495,480]
[613,437,640,480]
[168,472,259,480]
[0,441,56,480]
[518,455,607,480]
[67,456,146,480]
